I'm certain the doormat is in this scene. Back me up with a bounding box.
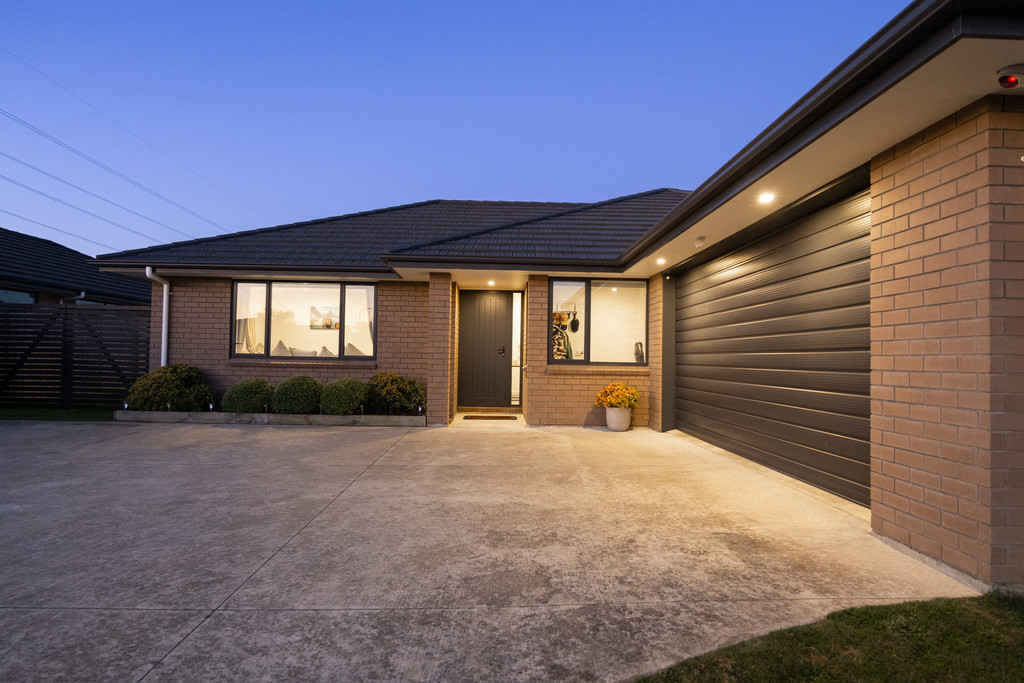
[463,415,519,420]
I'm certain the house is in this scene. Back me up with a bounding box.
[0,226,150,305]
[98,0,1023,592]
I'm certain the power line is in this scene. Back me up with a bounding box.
[0,173,161,244]
[0,105,232,233]
[0,208,116,251]
[0,150,193,239]
[0,42,271,222]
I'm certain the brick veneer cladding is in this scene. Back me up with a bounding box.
[522,274,661,428]
[151,278,431,401]
[426,273,454,425]
[870,95,1024,586]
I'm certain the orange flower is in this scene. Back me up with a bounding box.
[594,382,639,409]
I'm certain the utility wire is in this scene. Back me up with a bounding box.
[0,105,231,233]
[0,43,271,222]
[0,173,161,244]
[0,208,116,251]
[0,151,193,239]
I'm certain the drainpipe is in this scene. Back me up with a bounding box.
[145,267,170,367]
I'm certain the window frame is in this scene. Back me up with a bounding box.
[547,277,648,366]
[230,280,378,360]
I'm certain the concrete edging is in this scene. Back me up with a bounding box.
[114,411,426,427]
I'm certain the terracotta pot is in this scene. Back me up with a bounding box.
[605,406,631,432]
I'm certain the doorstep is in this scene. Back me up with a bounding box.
[114,410,426,427]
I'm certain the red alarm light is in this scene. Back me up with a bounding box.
[997,65,1024,89]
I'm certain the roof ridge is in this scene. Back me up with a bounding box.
[390,188,682,255]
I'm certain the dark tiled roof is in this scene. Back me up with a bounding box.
[388,189,690,264]
[0,227,151,304]
[97,199,590,270]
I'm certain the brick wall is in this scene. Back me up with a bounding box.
[426,273,454,425]
[151,277,430,403]
[647,274,665,431]
[522,274,654,427]
[870,94,1024,586]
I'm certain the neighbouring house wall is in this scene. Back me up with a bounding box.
[149,277,431,403]
[870,94,1024,587]
[522,274,659,427]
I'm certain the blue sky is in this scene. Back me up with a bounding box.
[1,0,908,256]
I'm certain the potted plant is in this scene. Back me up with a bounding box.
[595,382,639,432]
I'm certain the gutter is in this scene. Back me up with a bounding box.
[145,267,170,367]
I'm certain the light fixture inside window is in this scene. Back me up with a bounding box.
[758,192,775,204]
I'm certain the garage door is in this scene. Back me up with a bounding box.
[674,191,870,504]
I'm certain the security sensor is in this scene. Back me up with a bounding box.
[997,64,1024,89]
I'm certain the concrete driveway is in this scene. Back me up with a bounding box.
[0,419,975,681]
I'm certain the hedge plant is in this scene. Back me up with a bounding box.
[365,371,425,415]
[126,364,215,412]
[271,375,322,414]
[321,378,366,415]
[221,378,275,413]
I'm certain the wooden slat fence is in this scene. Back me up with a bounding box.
[0,304,150,408]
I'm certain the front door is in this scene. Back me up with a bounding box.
[458,290,513,407]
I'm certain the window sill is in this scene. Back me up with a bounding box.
[534,364,649,377]
[229,357,377,368]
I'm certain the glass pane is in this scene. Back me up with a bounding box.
[591,280,646,363]
[550,281,586,361]
[234,283,266,354]
[343,284,375,356]
[511,292,522,405]
[270,283,341,357]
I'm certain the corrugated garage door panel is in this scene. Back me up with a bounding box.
[675,191,871,505]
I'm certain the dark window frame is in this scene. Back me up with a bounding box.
[230,280,378,360]
[547,277,648,366]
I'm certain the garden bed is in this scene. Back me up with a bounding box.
[114,410,426,427]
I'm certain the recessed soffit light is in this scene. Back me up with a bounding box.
[656,257,666,265]
[758,192,775,204]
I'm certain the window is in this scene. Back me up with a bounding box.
[232,282,375,358]
[549,279,647,364]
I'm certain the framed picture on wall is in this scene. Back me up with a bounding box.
[310,306,340,329]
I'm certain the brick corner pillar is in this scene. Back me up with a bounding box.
[647,273,666,431]
[869,94,1024,588]
[427,272,454,426]
[522,274,549,426]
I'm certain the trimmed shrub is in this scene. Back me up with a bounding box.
[321,378,366,415]
[126,364,215,412]
[271,375,322,414]
[365,371,425,415]
[221,378,275,413]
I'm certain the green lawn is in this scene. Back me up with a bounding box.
[0,407,115,421]
[641,593,1024,682]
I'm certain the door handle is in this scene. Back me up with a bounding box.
[498,345,506,357]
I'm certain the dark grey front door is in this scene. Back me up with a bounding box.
[458,290,513,407]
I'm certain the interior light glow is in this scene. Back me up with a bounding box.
[758,192,775,204]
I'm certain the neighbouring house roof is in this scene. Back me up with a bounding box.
[387,189,689,267]
[96,190,687,274]
[0,227,151,305]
